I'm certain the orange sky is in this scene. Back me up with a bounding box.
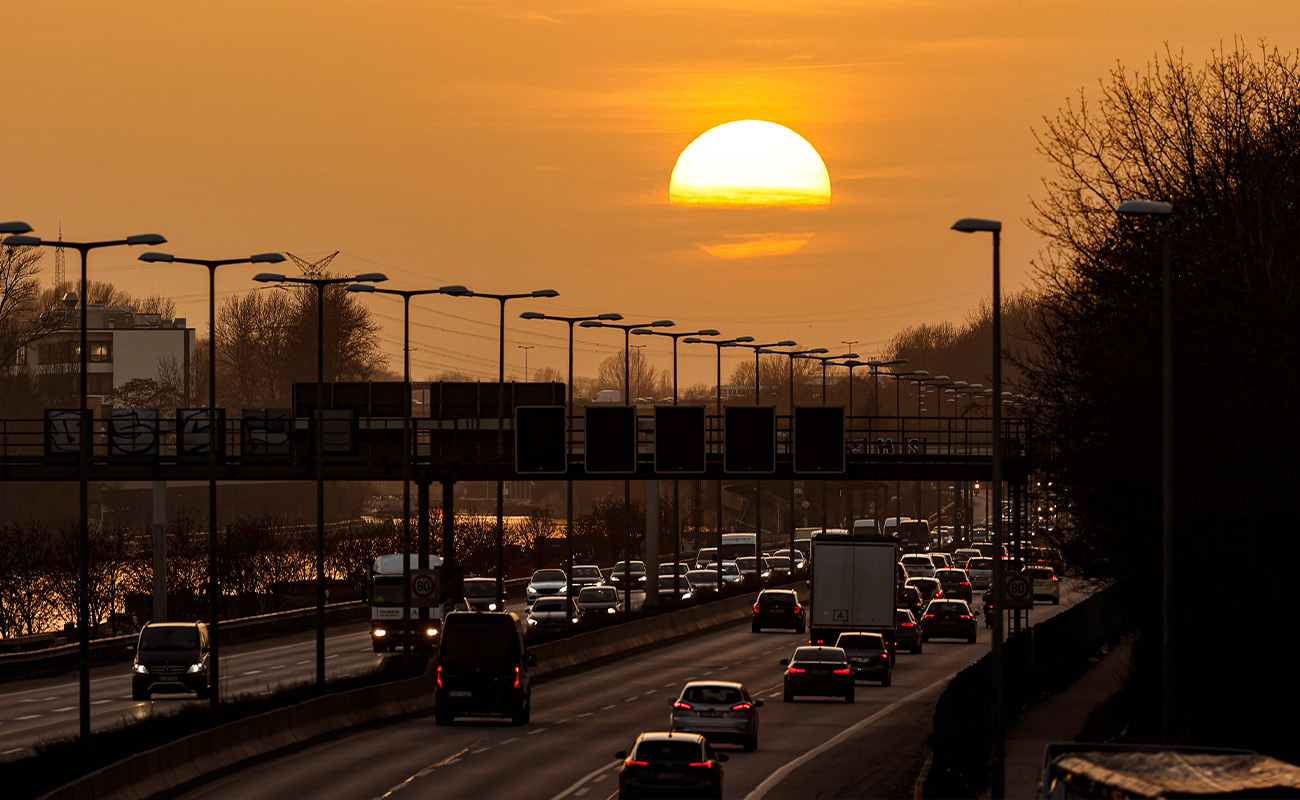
[4,1,1296,390]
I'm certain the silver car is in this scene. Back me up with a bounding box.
[670,680,762,751]
[965,556,994,589]
[526,569,567,605]
[526,596,581,628]
[576,585,623,616]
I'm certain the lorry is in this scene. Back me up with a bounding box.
[807,531,900,657]
[369,553,448,653]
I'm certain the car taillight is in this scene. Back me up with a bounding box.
[880,654,890,661]
[787,667,806,673]
[900,621,914,627]
[754,604,761,613]
[513,666,520,689]
[959,614,972,619]
[959,581,970,586]
[1051,575,1058,581]
[436,665,442,687]
[673,701,693,710]
[625,759,649,767]
[730,702,752,710]
[833,667,851,674]
[689,762,715,769]
[923,614,936,619]
[793,605,802,613]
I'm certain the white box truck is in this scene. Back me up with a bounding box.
[369,553,446,653]
[808,532,900,656]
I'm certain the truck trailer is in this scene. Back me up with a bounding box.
[808,532,900,656]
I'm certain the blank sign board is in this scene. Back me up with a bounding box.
[514,406,567,474]
[585,405,638,474]
[724,406,776,473]
[654,405,706,473]
[794,406,845,473]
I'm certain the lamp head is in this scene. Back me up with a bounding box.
[598,312,623,320]
[954,380,968,387]
[969,383,984,390]
[934,375,949,381]
[1116,200,1173,217]
[519,311,545,320]
[808,347,829,355]
[138,251,174,263]
[253,272,286,283]
[125,234,166,246]
[0,222,33,235]
[354,272,387,283]
[532,289,560,298]
[651,319,674,327]
[734,335,755,343]
[697,328,720,336]
[3,235,41,246]
[439,284,472,296]
[951,218,1002,233]
[683,336,702,344]
[631,328,652,335]
[579,320,604,328]
[345,283,376,293]
[913,370,929,377]
[838,352,858,359]
[251,252,286,263]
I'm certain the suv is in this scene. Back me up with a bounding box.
[752,589,805,633]
[130,621,212,700]
[835,631,892,686]
[435,611,536,725]
[463,577,507,612]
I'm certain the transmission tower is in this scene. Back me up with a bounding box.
[53,224,65,287]
[286,252,338,278]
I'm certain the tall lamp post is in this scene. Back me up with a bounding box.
[759,346,828,557]
[632,326,720,595]
[253,270,388,685]
[1115,198,1174,742]
[796,351,857,531]
[6,228,166,739]
[347,283,464,666]
[580,318,674,611]
[684,335,754,593]
[828,359,869,525]
[444,287,559,600]
[520,310,624,609]
[140,250,285,706]
[951,215,1005,797]
[517,345,534,381]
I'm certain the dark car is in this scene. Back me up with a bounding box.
[570,564,605,589]
[130,621,211,700]
[609,560,648,590]
[834,632,892,686]
[920,599,978,643]
[781,646,855,703]
[898,584,925,621]
[906,576,944,608]
[763,555,793,582]
[463,577,508,612]
[933,568,974,602]
[576,586,623,617]
[752,589,805,633]
[895,608,923,654]
[617,731,727,799]
[435,611,535,725]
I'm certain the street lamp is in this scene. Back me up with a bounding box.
[517,345,534,381]
[580,318,673,611]
[253,270,387,685]
[796,351,857,532]
[444,287,559,600]
[520,310,623,608]
[758,346,828,557]
[1116,198,1174,743]
[830,359,869,524]
[632,326,720,595]
[347,283,465,665]
[951,214,1006,797]
[685,335,755,593]
[5,229,166,739]
[140,250,285,706]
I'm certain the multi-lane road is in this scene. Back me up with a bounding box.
[173,581,1089,799]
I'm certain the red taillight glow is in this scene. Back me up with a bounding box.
[513,666,520,689]
[900,621,914,627]
[730,702,752,711]
[787,667,806,673]
[436,665,442,687]
[959,581,970,586]
[923,614,936,619]
[833,667,852,674]
[959,614,972,619]
[793,605,802,613]
[689,762,715,769]
[625,759,649,767]
[753,604,761,613]
[673,701,693,710]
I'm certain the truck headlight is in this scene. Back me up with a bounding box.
[487,603,499,611]
[373,628,387,638]
[425,627,439,637]
[133,663,148,674]
[188,663,204,674]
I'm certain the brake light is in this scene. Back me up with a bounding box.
[793,605,802,613]
[900,621,914,627]
[689,762,715,769]
[1051,575,1058,581]
[436,665,442,687]
[959,614,972,619]
[625,759,649,767]
[923,614,936,619]
[959,581,970,586]
[833,667,851,674]
[513,666,520,689]
[673,701,693,710]
[730,702,752,711]
[754,604,761,613]
[787,667,806,673]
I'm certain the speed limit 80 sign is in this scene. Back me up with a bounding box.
[1004,575,1033,610]
[410,569,438,607]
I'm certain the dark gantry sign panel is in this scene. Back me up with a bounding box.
[654,405,706,474]
[724,406,776,473]
[794,405,845,473]
[515,405,567,474]
[584,405,638,474]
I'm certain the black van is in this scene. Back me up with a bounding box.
[130,621,212,700]
[435,611,536,725]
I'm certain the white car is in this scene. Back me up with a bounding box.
[965,557,994,589]
[1023,566,1061,604]
[928,553,953,570]
[952,548,982,569]
[900,554,936,579]
[527,596,581,627]
[525,569,567,605]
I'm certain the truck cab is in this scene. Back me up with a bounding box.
[370,553,446,653]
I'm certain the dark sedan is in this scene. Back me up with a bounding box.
[920,599,978,643]
[462,577,507,612]
[781,646,854,703]
[895,607,923,654]
[933,568,974,602]
[617,731,726,799]
[898,584,925,621]
[835,632,892,686]
[752,589,804,633]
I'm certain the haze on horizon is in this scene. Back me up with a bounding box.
[3,1,1295,389]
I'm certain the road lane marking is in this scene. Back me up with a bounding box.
[549,760,620,800]
[622,697,636,703]
[577,711,594,717]
[472,747,490,754]
[555,718,569,724]
[575,790,589,797]
[601,704,616,710]
[641,690,655,696]
[501,737,519,744]
[374,745,472,799]
[528,728,547,735]
[52,706,74,712]
[91,700,111,705]
[14,714,40,720]
[242,670,264,676]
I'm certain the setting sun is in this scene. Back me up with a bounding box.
[669,120,831,208]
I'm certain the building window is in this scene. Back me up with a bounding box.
[88,373,114,395]
[88,342,112,363]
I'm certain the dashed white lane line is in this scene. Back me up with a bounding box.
[549,760,620,800]
[14,714,40,720]
[622,697,636,703]
[591,773,609,782]
[91,699,111,705]
[574,790,589,797]
[52,706,74,712]
[601,704,616,710]
[295,659,311,665]
[555,718,569,724]
[501,737,519,744]
[577,711,594,718]
[662,683,676,688]
[641,689,655,696]
[242,670,263,676]
[527,728,547,735]
[472,747,491,754]
[373,746,472,799]
[2,747,25,756]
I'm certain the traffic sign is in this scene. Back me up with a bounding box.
[410,569,439,606]
[1004,575,1033,609]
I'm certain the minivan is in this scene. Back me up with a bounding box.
[130,621,211,700]
[435,611,536,725]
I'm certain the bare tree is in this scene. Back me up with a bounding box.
[595,348,658,400]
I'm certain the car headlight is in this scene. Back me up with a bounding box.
[188,662,204,674]
[527,618,538,625]
[487,603,499,611]
[557,585,567,593]
[682,592,692,600]
[606,607,616,614]
[526,586,537,596]
[133,663,148,674]
[571,617,580,624]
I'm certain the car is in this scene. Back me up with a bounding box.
[752,588,805,633]
[616,731,727,799]
[920,599,979,643]
[781,646,854,703]
[695,547,718,570]
[705,561,742,586]
[435,611,534,725]
[971,541,1006,559]
[933,568,974,602]
[659,561,691,577]
[965,556,995,589]
[906,576,944,608]
[1023,565,1061,603]
[576,585,623,616]
[895,608,923,654]
[462,577,508,612]
[526,596,582,628]
[1039,546,1065,574]
[570,564,605,588]
[525,569,567,605]
[685,569,721,594]
[670,680,762,751]
[951,548,982,569]
[657,574,694,602]
[898,584,925,621]
[609,560,648,589]
[900,554,936,578]
[928,552,953,570]
[771,548,807,573]
[763,555,793,581]
[130,621,211,700]
[734,556,767,583]
[835,632,892,685]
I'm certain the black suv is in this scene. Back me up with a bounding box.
[130,621,211,700]
[752,589,805,633]
[435,611,536,725]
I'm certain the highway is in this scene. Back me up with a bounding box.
[173,581,1088,800]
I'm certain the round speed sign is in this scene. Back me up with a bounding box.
[1005,575,1030,603]
[412,573,436,599]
